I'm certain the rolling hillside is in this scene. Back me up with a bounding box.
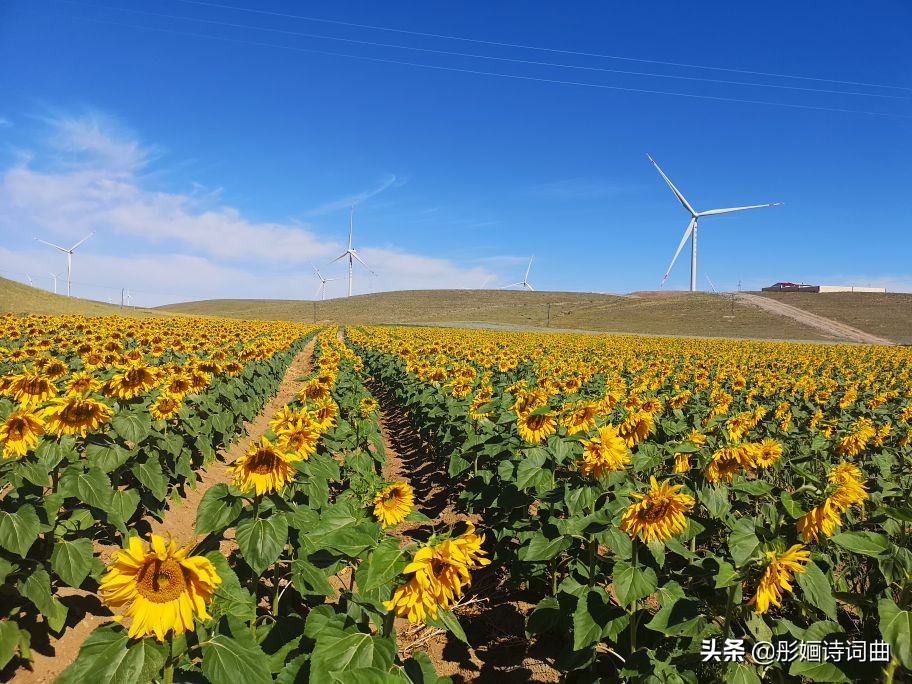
[158,289,838,342]
[0,276,167,317]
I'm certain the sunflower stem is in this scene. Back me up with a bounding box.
[587,536,597,588]
[164,632,174,684]
[721,583,737,640]
[883,656,899,684]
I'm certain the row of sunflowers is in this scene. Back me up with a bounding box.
[347,325,912,683]
[0,313,318,675]
[60,326,486,683]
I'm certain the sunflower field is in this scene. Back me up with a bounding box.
[3,315,912,683]
[0,313,317,676]
[347,325,912,683]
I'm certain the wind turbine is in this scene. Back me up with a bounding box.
[34,232,94,297]
[330,204,370,297]
[647,155,782,292]
[504,256,535,291]
[312,264,339,301]
[50,272,62,294]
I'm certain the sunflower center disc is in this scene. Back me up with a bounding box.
[250,449,280,474]
[640,498,672,523]
[60,401,98,425]
[136,558,186,603]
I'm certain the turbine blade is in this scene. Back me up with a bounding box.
[502,282,523,289]
[35,238,68,252]
[526,283,535,291]
[69,232,94,251]
[330,252,347,264]
[524,256,534,281]
[352,252,370,269]
[647,155,697,216]
[698,202,783,217]
[661,218,696,286]
[348,205,355,250]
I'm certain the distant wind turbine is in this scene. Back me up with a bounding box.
[330,204,371,297]
[503,256,535,291]
[34,232,94,297]
[50,272,62,294]
[647,155,782,292]
[312,264,339,301]
[480,275,494,289]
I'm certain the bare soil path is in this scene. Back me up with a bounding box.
[363,372,559,683]
[19,338,316,684]
[734,293,894,345]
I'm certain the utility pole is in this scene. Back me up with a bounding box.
[313,301,317,324]
[547,302,552,327]
[121,288,125,308]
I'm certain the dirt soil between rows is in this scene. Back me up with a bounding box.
[365,377,561,683]
[16,338,316,684]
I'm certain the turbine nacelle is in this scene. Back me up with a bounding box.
[648,155,781,292]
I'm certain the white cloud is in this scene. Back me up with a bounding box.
[0,112,500,305]
[0,117,12,129]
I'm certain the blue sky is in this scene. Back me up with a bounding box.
[1,1,910,306]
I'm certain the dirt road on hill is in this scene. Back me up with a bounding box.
[734,294,893,345]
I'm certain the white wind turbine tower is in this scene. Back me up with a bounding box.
[330,204,371,297]
[312,265,339,301]
[50,272,62,294]
[647,155,782,292]
[504,256,535,291]
[34,232,94,297]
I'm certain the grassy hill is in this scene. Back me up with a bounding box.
[758,291,912,345]
[0,276,166,317]
[159,289,837,341]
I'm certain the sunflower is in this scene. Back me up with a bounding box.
[704,445,755,483]
[673,452,690,474]
[309,398,338,431]
[620,476,695,543]
[358,397,379,418]
[104,364,159,400]
[384,522,489,624]
[38,396,112,437]
[98,534,221,641]
[274,417,320,460]
[0,410,45,458]
[516,410,557,444]
[150,393,182,421]
[269,405,304,434]
[8,370,58,407]
[64,371,102,396]
[748,544,810,615]
[578,425,630,478]
[560,400,600,435]
[827,462,868,508]
[373,482,415,528]
[753,438,783,468]
[618,411,654,447]
[796,498,844,543]
[230,438,296,495]
[298,379,330,402]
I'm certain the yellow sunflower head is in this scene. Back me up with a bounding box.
[0,410,45,459]
[373,482,415,528]
[9,370,58,408]
[748,544,810,615]
[230,437,297,496]
[38,396,112,437]
[274,417,320,461]
[64,371,102,396]
[358,397,379,419]
[620,476,695,544]
[516,410,557,444]
[150,393,183,421]
[578,425,630,478]
[98,533,221,641]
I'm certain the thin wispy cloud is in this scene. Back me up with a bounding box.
[0,117,12,129]
[305,173,401,215]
